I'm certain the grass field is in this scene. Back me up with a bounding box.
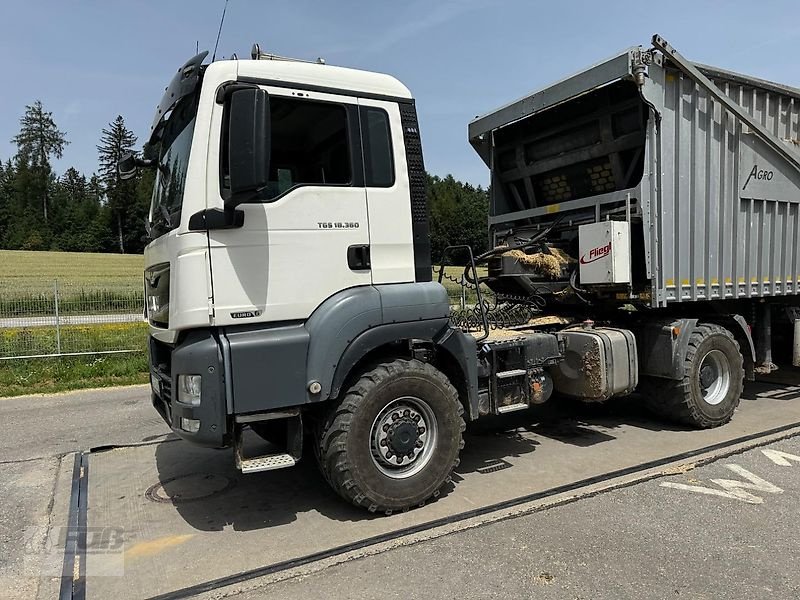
[0,250,144,317]
[0,249,143,294]
[0,321,148,358]
[0,353,148,397]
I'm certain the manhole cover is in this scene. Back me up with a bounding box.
[145,473,236,504]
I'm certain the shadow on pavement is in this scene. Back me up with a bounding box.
[148,371,800,535]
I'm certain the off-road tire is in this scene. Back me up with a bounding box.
[317,359,465,514]
[642,323,744,428]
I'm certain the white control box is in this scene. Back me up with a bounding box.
[578,221,631,285]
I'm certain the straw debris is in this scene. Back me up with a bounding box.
[503,247,575,279]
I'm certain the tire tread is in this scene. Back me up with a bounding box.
[317,358,465,514]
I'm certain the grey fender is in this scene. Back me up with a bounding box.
[711,314,756,381]
[327,320,480,420]
[305,282,456,403]
[636,315,755,381]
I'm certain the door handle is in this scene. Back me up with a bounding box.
[347,245,371,270]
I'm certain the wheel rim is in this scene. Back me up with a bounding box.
[697,349,731,406]
[370,396,438,479]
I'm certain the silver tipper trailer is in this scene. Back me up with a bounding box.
[469,35,800,309]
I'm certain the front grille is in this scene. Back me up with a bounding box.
[159,373,173,404]
[149,337,173,423]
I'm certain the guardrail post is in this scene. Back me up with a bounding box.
[54,279,62,356]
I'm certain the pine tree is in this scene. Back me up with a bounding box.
[11,100,68,223]
[97,116,138,253]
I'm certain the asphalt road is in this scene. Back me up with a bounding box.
[0,385,166,463]
[241,435,800,600]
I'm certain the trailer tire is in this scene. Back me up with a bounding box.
[642,323,743,428]
[317,359,465,514]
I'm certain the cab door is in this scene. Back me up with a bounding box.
[358,98,416,284]
[208,88,371,325]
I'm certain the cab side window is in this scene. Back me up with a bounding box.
[221,95,353,202]
[360,107,395,187]
[266,97,351,199]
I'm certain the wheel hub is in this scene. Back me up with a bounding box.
[371,397,437,478]
[699,364,715,388]
[386,419,420,455]
[698,349,731,406]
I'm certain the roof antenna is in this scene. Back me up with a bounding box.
[211,0,229,62]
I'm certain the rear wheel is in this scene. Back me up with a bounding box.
[317,359,465,514]
[642,323,744,428]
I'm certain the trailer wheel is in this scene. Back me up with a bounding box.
[317,359,465,514]
[643,323,744,428]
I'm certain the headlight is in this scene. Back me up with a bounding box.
[177,375,202,406]
[146,294,167,319]
[180,417,201,433]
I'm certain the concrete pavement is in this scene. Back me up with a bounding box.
[0,385,168,599]
[81,379,800,599]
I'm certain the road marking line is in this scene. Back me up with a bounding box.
[660,464,783,504]
[761,448,800,466]
[124,534,194,560]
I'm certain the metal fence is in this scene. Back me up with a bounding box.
[0,280,145,359]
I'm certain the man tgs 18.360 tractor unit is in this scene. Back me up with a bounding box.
[127,35,800,513]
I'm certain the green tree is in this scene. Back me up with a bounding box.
[427,174,489,265]
[11,100,68,223]
[97,116,138,253]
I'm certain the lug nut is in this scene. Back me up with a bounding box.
[396,456,403,464]
[416,440,423,448]
[383,424,389,432]
[418,427,426,434]
[403,409,410,417]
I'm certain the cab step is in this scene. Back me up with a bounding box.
[237,452,297,473]
[233,414,303,474]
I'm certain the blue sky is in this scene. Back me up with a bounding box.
[0,0,798,186]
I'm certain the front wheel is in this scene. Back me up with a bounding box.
[643,323,744,428]
[317,359,465,514]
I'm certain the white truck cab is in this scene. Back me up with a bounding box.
[140,49,478,514]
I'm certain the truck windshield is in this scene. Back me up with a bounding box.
[149,94,199,234]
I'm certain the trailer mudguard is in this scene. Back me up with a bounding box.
[636,316,755,381]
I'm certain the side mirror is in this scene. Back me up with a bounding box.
[118,152,138,180]
[226,88,270,205]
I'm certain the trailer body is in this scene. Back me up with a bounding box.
[469,39,800,307]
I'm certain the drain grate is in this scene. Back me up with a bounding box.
[145,473,236,504]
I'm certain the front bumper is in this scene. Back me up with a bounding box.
[149,330,230,448]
